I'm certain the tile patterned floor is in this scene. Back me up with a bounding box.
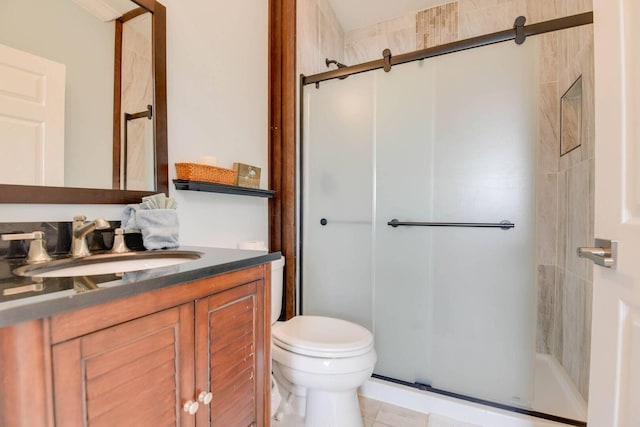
[272,395,480,427]
[360,396,429,427]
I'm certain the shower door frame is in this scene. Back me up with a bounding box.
[295,12,593,427]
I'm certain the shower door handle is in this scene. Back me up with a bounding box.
[578,238,617,268]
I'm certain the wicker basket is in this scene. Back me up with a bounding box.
[175,162,237,185]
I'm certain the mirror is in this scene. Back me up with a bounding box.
[560,75,583,156]
[0,0,167,203]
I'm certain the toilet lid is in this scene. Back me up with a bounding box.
[272,316,374,358]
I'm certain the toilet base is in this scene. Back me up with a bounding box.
[305,388,363,427]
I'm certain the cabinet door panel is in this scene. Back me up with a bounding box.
[196,282,259,427]
[52,305,195,427]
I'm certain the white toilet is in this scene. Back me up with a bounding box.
[270,257,377,427]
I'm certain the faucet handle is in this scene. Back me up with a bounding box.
[1,231,42,241]
[111,228,130,254]
[1,231,53,264]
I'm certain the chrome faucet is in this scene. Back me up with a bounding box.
[71,215,110,258]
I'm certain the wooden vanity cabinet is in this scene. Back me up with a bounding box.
[0,264,271,427]
[196,282,264,427]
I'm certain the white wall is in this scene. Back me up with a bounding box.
[0,0,270,250]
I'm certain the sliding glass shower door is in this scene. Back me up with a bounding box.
[302,38,538,408]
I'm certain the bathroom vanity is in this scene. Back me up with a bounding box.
[0,247,278,427]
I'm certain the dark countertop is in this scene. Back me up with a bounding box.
[0,247,281,327]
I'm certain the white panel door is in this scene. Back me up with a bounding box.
[0,43,65,186]
[589,1,640,426]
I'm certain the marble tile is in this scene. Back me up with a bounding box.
[380,14,416,33]
[345,34,388,64]
[428,413,481,427]
[537,173,557,265]
[416,3,458,49]
[297,0,321,75]
[560,272,590,398]
[537,264,556,354]
[538,82,559,174]
[552,268,564,360]
[296,0,344,75]
[579,277,592,400]
[525,0,563,24]
[555,25,594,171]
[565,0,593,16]
[458,0,526,40]
[578,25,595,164]
[539,33,558,84]
[559,140,582,172]
[319,10,345,65]
[376,403,429,427]
[272,397,433,427]
[564,160,593,281]
[556,170,568,270]
[346,25,379,44]
[387,28,418,57]
[359,395,382,420]
[458,0,501,10]
[345,14,416,64]
[314,0,342,33]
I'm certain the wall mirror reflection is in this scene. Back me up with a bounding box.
[560,75,583,156]
[0,0,162,195]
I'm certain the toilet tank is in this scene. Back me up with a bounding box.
[271,256,285,325]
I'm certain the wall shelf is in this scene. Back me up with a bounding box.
[173,179,275,198]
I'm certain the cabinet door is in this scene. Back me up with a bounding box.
[52,305,195,427]
[195,281,267,427]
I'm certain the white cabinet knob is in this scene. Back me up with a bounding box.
[198,391,213,405]
[183,400,199,415]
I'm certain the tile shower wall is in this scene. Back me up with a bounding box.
[297,0,344,75]
[299,0,593,402]
[536,22,594,400]
[341,0,592,66]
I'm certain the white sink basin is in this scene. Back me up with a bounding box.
[13,250,202,278]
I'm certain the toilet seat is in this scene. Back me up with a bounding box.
[272,315,373,358]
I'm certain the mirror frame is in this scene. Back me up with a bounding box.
[0,0,167,204]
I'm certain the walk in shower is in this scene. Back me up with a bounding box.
[299,11,593,426]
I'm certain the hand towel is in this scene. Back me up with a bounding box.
[121,204,141,230]
[135,209,179,250]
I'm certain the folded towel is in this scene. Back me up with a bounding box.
[135,209,179,250]
[141,193,177,210]
[121,204,141,230]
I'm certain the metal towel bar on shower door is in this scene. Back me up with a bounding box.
[387,219,515,230]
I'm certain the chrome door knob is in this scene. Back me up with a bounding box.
[183,400,199,415]
[198,391,213,405]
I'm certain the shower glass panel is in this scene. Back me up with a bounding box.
[302,38,539,408]
[302,72,375,330]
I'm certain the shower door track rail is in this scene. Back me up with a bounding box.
[371,374,587,427]
[387,219,515,230]
[301,12,593,86]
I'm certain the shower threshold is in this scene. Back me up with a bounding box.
[369,374,586,427]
